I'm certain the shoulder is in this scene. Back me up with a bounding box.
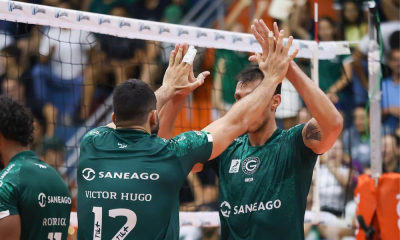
[81,126,114,146]
[0,162,21,189]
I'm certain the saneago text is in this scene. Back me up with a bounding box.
[82,168,160,181]
[220,199,281,217]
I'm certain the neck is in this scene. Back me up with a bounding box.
[385,157,398,172]
[116,124,150,134]
[248,120,277,147]
[1,143,29,167]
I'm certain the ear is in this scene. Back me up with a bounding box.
[111,113,116,124]
[149,110,157,127]
[271,94,282,112]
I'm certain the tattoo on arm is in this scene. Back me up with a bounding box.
[304,123,322,142]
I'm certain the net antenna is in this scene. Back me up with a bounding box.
[366,1,382,185]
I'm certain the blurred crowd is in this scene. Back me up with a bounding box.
[0,0,399,239]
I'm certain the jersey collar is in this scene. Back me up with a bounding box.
[115,128,150,136]
[9,150,36,163]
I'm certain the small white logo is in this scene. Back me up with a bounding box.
[242,157,260,175]
[82,168,96,181]
[229,160,241,173]
[89,130,100,136]
[38,193,46,207]
[34,163,47,169]
[220,201,231,217]
[118,143,127,149]
[0,180,3,188]
[245,178,253,182]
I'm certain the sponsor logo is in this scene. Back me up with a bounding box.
[8,2,23,12]
[82,168,160,181]
[220,200,281,217]
[177,28,188,36]
[31,5,46,15]
[196,30,207,38]
[245,178,253,182]
[119,19,131,28]
[214,33,225,41]
[250,38,258,45]
[55,9,68,18]
[38,193,71,208]
[82,168,96,181]
[232,35,243,43]
[220,201,231,217]
[118,143,127,149]
[34,163,47,169]
[0,164,15,184]
[194,131,203,136]
[158,26,170,34]
[77,12,90,22]
[242,157,260,175]
[138,22,151,31]
[98,16,111,25]
[229,159,241,173]
[299,42,309,50]
[89,130,99,136]
[38,193,46,207]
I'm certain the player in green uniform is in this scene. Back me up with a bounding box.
[77,40,297,240]
[192,21,344,239]
[0,97,72,240]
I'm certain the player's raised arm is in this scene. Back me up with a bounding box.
[107,42,209,132]
[204,30,299,160]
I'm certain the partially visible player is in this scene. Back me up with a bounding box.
[77,39,297,239]
[192,20,344,240]
[0,96,72,240]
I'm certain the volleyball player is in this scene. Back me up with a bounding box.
[77,38,296,239]
[192,20,344,239]
[0,97,72,240]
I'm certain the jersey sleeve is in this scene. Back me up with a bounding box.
[0,180,19,219]
[288,124,318,167]
[80,126,114,147]
[167,131,213,174]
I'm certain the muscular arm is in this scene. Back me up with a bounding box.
[0,215,20,240]
[287,62,343,154]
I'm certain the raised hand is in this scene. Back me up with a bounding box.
[255,28,298,83]
[162,43,210,96]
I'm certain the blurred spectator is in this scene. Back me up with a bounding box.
[81,4,156,120]
[32,114,46,156]
[129,0,172,22]
[0,44,34,99]
[86,0,134,14]
[2,78,57,138]
[381,0,400,21]
[382,48,400,133]
[318,139,351,240]
[32,2,95,125]
[317,17,353,118]
[342,105,370,170]
[289,1,314,40]
[339,0,367,48]
[41,137,66,176]
[381,134,400,173]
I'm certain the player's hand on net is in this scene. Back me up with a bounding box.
[162,42,210,96]
[255,28,298,82]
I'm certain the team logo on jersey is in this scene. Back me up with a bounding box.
[35,163,47,169]
[38,193,46,207]
[242,157,260,175]
[229,159,241,173]
[118,143,127,149]
[220,201,231,217]
[82,168,96,181]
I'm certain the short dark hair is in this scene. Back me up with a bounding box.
[113,79,156,125]
[1,44,21,65]
[236,65,282,95]
[389,31,400,50]
[0,96,34,146]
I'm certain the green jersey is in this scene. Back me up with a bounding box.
[204,125,317,240]
[0,151,72,240]
[77,127,213,240]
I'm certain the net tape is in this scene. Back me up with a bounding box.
[69,211,353,228]
[1,0,350,59]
